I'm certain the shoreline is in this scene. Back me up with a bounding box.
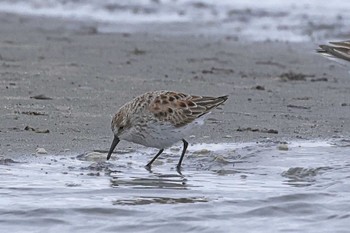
[1,13,350,157]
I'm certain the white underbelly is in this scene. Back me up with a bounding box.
[122,115,206,149]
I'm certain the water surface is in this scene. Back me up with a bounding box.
[0,0,350,41]
[1,140,350,232]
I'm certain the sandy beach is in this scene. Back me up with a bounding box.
[1,13,350,157]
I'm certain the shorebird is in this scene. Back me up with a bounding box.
[106,90,228,171]
[317,40,350,64]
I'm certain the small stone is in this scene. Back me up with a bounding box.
[223,135,232,138]
[83,152,105,161]
[170,147,180,152]
[193,149,210,155]
[277,144,289,151]
[253,85,265,90]
[36,148,47,154]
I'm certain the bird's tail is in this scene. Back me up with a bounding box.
[317,41,350,62]
[194,95,228,112]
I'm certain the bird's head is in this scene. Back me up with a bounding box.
[107,108,130,160]
[111,110,130,138]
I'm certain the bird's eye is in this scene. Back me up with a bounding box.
[119,126,124,131]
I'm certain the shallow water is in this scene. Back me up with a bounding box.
[1,140,350,232]
[1,0,350,41]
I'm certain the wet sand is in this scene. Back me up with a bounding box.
[1,13,350,157]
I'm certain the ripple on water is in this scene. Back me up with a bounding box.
[1,140,350,233]
[282,166,333,187]
[113,196,208,205]
[110,173,188,190]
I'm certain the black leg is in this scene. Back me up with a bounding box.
[146,148,164,168]
[176,139,188,171]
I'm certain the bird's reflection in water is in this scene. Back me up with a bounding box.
[109,169,188,190]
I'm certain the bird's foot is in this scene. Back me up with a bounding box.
[145,164,153,173]
[176,165,183,175]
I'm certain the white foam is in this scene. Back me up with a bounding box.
[0,1,188,23]
[186,142,254,152]
[164,140,333,155]
[1,0,350,42]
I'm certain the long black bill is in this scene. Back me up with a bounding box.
[106,136,120,160]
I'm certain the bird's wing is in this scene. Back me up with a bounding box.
[149,91,228,127]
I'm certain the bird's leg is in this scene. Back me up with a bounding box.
[176,139,188,171]
[145,148,164,168]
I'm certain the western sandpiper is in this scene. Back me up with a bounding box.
[106,90,228,171]
[317,40,350,64]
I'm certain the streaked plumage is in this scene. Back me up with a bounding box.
[317,40,350,64]
[106,90,228,171]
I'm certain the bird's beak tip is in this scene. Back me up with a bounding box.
[106,136,120,160]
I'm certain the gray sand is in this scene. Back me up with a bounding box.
[1,13,350,157]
